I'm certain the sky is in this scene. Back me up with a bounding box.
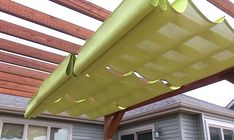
[1,0,234,107]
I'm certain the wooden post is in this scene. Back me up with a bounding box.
[104,111,125,140]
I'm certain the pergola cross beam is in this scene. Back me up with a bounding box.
[0,38,65,64]
[208,0,234,17]
[0,20,81,54]
[50,0,111,22]
[0,0,93,40]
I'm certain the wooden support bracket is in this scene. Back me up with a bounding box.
[104,111,125,140]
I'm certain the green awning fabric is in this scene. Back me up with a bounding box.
[25,0,234,119]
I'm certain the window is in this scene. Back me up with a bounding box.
[223,129,234,140]
[0,117,71,140]
[27,125,47,140]
[121,134,134,140]
[137,131,152,140]
[206,119,234,140]
[209,127,222,140]
[119,125,154,140]
[1,123,24,140]
[50,127,68,140]
[208,126,234,140]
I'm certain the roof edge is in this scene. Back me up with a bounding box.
[226,99,234,108]
[0,107,103,125]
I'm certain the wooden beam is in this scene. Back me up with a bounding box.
[50,0,111,22]
[208,0,234,17]
[104,111,125,140]
[221,70,234,84]
[0,39,65,64]
[0,88,33,98]
[0,63,49,80]
[0,51,57,73]
[0,80,38,94]
[0,0,93,40]
[127,67,234,111]
[0,72,42,87]
[0,20,81,54]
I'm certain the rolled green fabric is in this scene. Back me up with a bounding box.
[25,54,76,118]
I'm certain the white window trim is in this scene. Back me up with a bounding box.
[204,119,234,140]
[0,116,72,140]
[118,124,154,140]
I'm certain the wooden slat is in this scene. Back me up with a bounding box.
[0,20,81,54]
[0,39,65,64]
[0,51,57,73]
[0,72,42,87]
[0,88,33,98]
[51,0,111,22]
[208,0,234,17]
[0,0,93,40]
[0,80,38,94]
[0,63,49,80]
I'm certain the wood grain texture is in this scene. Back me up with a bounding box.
[0,0,93,39]
[0,80,38,94]
[0,51,57,73]
[208,0,234,17]
[0,20,81,54]
[0,72,42,87]
[0,63,49,80]
[51,0,111,21]
[0,88,33,97]
[0,38,65,64]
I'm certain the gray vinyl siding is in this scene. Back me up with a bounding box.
[154,115,181,140]
[72,123,104,140]
[180,114,203,140]
[118,114,181,140]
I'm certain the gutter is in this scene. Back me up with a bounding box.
[120,102,234,125]
[0,107,103,125]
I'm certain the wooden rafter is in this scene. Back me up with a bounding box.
[0,63,49,80]
[0,51,57,73]
[50,0,111,22]
[0,88,33,98]
[208,0,234,17]
[0,72,42,87]
[0,20,81,54]
[0,80,38,94]
[0,0,93,40]
[0,39,65,64]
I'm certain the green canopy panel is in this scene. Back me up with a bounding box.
[25,0,234,119]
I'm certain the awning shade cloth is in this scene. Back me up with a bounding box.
[25,0,234,119]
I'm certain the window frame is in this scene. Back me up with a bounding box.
[205,119,234,140]
[0,116,72,140]
[118,124,154,140]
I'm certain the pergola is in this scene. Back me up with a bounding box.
[0,0,234,140]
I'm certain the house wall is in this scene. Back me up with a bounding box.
[0,113,104,140]
[72,123,103,140]
[179,113,203,140]
[118,114,182,140]
[118,113,205,140]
